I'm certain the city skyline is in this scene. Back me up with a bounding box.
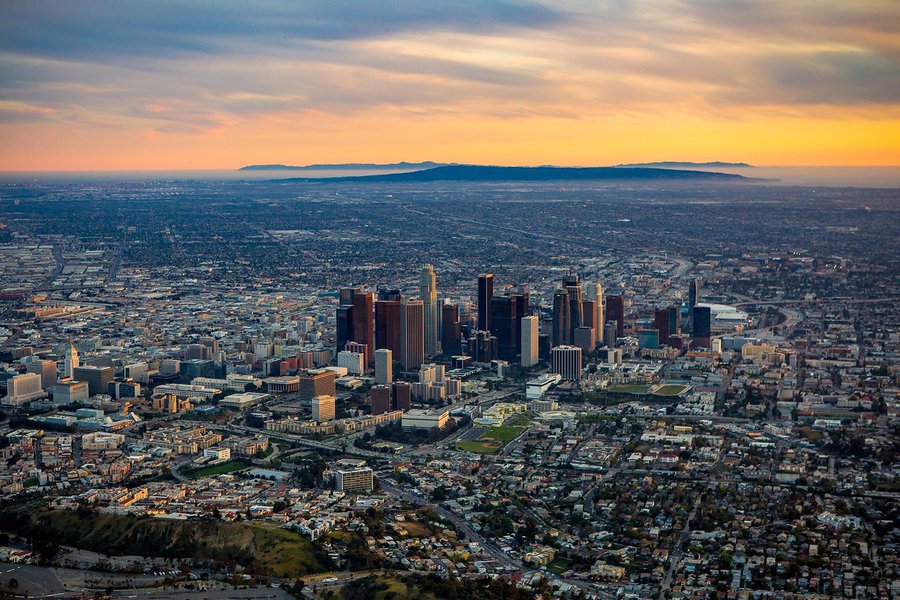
[2,1,899,171]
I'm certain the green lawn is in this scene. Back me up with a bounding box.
[482,425,525,441]
[547,557,574,575]
[184,459,250,479]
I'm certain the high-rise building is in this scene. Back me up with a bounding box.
[490,295,519,361]
[604,321,618,348]
[605,295,625,338]
[185,343,210,360]
[551,345,583,381]
[573,326,596,353]
[339,286,358,307]
[563,274,583,342]
[521,315,539,367]
[585,283,604,341]
[336,287,360,354]
[64,341,79,379]
[419,264,440,356]
[689,277,702,309]
[668,305,680,337]
[311,394,336,422]
[179,359,215,383]
[375,294,402,356]
[392,381,412,411]
[26,359,57,389]
[332,462,374,493]
[298,369,336,401]
[375,348,393,385]
[468,330,497,363]
[378,289,402,301]
[582,299,596,329]
[371,385,392,415]
[2,372,47,406]
[352,292,375,365]
[552,288,571,346]
[440,303,461,356]
[336,305,354,354]
[654,307,672,346]
[73,365,114,396]
[337,351,365,375]
[400,299,425,370]
[692,305,712,348]
[477,274,494,332]
[512,285,530,356]
[199,336,220,354]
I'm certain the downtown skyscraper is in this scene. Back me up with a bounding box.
[477,273,493,332]
[585,282,604,343]
[400,298,425,370]
[419,264,440,356]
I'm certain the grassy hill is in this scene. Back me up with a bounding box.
[1,504,328,577]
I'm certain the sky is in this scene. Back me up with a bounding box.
[1,0,899,171]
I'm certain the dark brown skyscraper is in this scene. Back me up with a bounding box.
[400,299,424,370]
[392,381,412,411]
[654,307,671,346]
[606,294,625,338]
[371,385,392,415]
[441,303,461,356]
[582,299,596,329]
[552,288,570,346]
[375,298,402,357]
[477,274,493,332]
[352,291,375,365]
[490,295,519,361]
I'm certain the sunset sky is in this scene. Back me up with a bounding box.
[1,1,899,171]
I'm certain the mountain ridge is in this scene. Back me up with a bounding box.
[239,161,446,171]
[273,164,747,183]
[615,161,753,168]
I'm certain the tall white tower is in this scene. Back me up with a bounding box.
[419,264,440,356]
[64,340,80,378]
[521,315,539,367]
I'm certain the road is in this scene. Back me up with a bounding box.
[657,448,726,599]
[378,482,614,599]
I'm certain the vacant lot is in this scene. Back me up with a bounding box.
[609,384,650,395]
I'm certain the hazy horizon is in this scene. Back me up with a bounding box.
[2,165,900,188]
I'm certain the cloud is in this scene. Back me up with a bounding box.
[0,0,898,139]
[0,1,562,61]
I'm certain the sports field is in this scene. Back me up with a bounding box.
[457,425,525,454]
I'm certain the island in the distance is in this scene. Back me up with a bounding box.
[615,161,754,168]
[239,161,446,171]
[273,164,748,183]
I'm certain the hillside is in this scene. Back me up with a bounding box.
[277,164,745,183]
[2,506,329,577]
